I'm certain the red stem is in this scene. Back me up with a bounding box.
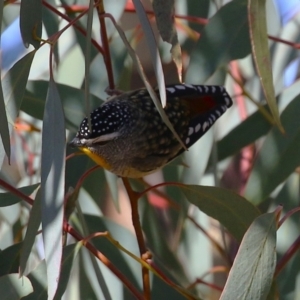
[94,1,115,90]
[275,234,300,277]
[122,177,151,299]
[42,0,104,55]
[64,222,144,299]
[0,177,144,299]
[0,178,34,206]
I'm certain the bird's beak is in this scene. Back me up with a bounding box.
[69,137,82,148]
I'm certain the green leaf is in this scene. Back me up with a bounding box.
[248,0,283,131]
[182,130,214,183]
[0,51,35,165]
[142,200,190,287]
[79,253,99,300]
[186,0,250,83]
[20,0,42,49]
[0,183,40,207]
[0,83,10,164]
[41,79,66,299]
[22,81,103,132]
[152,0,182,80]
[0,1,3,154]
[83,0,94,122]
[54,243,81,300]
[82,215,141,290]
[179,185,260,241]
[0,274,33,300]
[220,212,277,300]
[104,170,119,212]
[132,0,167,106]
[42,5,59,64]
[152,275,187,300]
[109,14,186,149]
[24,261,48,299]
[19,189,41,276]
[0,243,23,277]
[217,105,271,161]
[244,95,300,204]
[75,203,112,300]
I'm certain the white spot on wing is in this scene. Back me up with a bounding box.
[195,123,201,132]
[225,97,231,106]
[188,127,194,136]
[203,121,209,131]
[216,110,221,116]
[211,86,216,93]
[197,86,202,93]
[205,86,209,92]
[185,137,190,145]
[184,84,195,89]
[175,85,186,90]
[167,87,176,93]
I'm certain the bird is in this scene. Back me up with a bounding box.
[70,84,232,178]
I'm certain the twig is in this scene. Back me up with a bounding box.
[275,234,300,277]
[94,0,115,89]
[122,177,151,300]
[65,223,144,300]
[0,177,144,299]
[42,0,104,55]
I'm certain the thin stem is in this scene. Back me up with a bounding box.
[138,179,231,263]
[278,207,300,228]
[275,234,300,277]
[122,177,151,300]
[94,0,115,89]
[65,223,144,300]
[124,7,208,25]
[268,34,300,49]
[227,68,275,126]
[188,277,223,292]
[42,0,104,55]
[0,178,34,206]
[0,178,143,299]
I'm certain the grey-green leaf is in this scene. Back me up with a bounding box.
[54,243,81,300]
[0,51,35,166]
[20,0,42,49]
[0,84,10,164]
[217,104,271,161]
[132,0,167,106]
[180,184,260,241]
[19,189,42,276]
[41,79,66,300]
[0,183,40,207]
[244,95,300,204]
[220,212,277,300]
[152,0,182,81]
[186,0,250,83]
[248,0,283,131]
[0,274,33,300]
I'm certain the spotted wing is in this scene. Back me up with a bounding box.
[164,84,233,157]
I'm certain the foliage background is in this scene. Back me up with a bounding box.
[0,0,300,299]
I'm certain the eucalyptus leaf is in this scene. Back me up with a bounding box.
[244,95,300,204]
[41,79,65,300]
[220,212,277,300]
[180,184,260,241]
[0,273,33,299]
[0,183,39,207]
